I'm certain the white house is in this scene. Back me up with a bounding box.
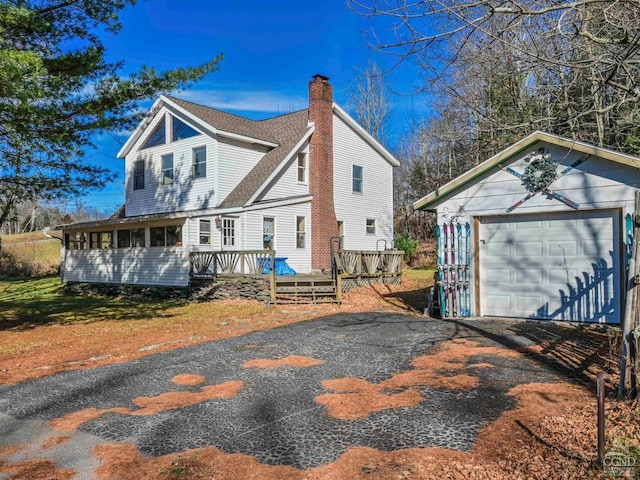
[59,75,399,287]
[415,131,640,324]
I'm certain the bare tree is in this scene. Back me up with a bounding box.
[349,0,640,153]
[346,62,392,144]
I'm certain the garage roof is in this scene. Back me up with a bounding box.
[413,131,640,211]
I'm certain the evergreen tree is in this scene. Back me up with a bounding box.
[0,0,222,229]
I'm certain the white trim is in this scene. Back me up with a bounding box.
[413,130,640,211]
[217,129,278,148]
[262,214,276,250]
[244,126,315,206]
[117,97,165,158]
[117,96,278,159]
[163,97,278,147]
[332,103,400,167]
[296,151,308,185]
[58,195,314,231]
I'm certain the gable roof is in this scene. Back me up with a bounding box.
[117,95,279,159]
[116,92,400,210]
[165,96,281,145]
[220,109,312,208]
[413,131,640,211]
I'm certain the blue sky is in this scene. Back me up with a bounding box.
[82,0,424,212]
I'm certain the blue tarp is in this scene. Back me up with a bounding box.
[263,257,296,275]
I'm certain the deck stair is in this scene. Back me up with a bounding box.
[274,276,340,304]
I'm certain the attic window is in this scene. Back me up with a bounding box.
[172,117,199,141]
[141,117,166,149]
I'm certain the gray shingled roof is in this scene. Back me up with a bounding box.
[219,109,311,208]
[166,96,281,144]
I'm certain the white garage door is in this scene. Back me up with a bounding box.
[480,210,621,323]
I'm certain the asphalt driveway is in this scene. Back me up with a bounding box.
[0,313,568,478]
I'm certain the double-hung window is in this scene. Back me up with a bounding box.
[150,227,165,247]
[263,217,275,249]
[161,154,174,186]
[131,228,145,247]
[193,146,206,179]
[89,231,112,249]
[366,218,376,235]
[296,216,306,249]
[297,153,307,183]
[90,232,100,249]
[117,229,131,248]
[166,225,182,246]
[100,231,113,249]
[352,165,363,193]
[133,161,145,190]
[199,220,211,245]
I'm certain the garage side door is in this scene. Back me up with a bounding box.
[479,210,621,323]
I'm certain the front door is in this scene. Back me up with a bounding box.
[222,217,238,250]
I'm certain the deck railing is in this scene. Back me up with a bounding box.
[189,250,276,278]
[333,249,404,276]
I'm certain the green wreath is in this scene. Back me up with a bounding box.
[523,155,557,192]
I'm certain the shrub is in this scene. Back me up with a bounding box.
[394,231,418,260]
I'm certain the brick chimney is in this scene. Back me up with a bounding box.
[308,74,339,271]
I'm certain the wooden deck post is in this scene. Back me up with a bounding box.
[336,274,342,303]
[269,251,276,304]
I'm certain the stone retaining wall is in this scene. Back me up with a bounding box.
[192,276,272,303]
[64,276,272,304]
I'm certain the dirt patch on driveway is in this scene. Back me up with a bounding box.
[171,374,205,385]
[243,355,324,369]
[50,380,244,431]
[90,382,602,480]
[0,458,75,480]
[315,338,530,420]
[41,435,71,449]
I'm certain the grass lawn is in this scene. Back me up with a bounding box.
[0,230,61,244]
[0,270,434,384]
[0,234,61,276]
[0,275,177,329]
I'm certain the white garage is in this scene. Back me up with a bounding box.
[415,131,640,324]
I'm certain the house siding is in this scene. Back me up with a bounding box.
[434,142,639,225]
[260,143,310,201]
[61,219,189,286]
[125,106,218,216]
[332,113,394,250]
[217,138,270,205]
[243,202,312,273]
[187,216,222,252]
[61,248,189,286]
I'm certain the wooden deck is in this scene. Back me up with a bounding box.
[189,249,403,304]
